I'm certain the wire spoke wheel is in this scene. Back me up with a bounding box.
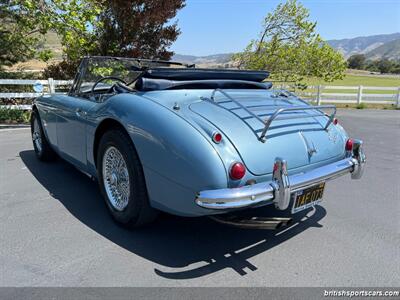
[102,146,131,211]
[98,130,158,227]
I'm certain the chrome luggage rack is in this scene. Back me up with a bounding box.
[201,88,337,142]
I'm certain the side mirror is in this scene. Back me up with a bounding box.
[33,82,44,93]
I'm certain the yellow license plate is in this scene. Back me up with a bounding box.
[292,182,325,213]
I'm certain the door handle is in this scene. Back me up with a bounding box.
[75,108,87,117]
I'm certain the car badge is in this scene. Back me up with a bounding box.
[299,131,317,157]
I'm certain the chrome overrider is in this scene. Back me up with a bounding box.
[196,139,366,210]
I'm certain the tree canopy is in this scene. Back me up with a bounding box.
[0,0,102,68]
[0,0,185,73]
[232,0,346,84]
[346,54,400,74]
[0,0,46,67]
[96,0,185,60]
[347,54,366,69]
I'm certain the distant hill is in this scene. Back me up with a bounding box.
[7,32,400,72]
[365,38,400,61]
[327,33,400,59]
[40,31,63,60]
[6,31,63,72]
[172,53,234,67]
[173,33,400,66]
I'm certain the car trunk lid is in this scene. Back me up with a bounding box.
[189,90,345,175]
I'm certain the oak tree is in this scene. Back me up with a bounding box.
[347,54,366,70]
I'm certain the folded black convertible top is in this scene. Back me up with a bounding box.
[143,68,269,82]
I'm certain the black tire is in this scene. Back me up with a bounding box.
[30,109,57,161]
[97,129,158,228]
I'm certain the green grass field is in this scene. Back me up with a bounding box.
[306,74,400,87]
[300,74,400,95]
[285,73,400,109]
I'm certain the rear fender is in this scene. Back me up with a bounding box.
[90,94,228,213]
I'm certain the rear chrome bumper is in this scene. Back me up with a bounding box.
[196,139,366,210]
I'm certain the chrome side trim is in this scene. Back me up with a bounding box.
[195,140,365,210]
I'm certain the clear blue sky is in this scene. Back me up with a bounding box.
[170,0,400,56]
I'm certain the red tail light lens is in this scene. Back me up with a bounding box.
[333,118,338,125]
[230,162,246,180]
[212,132,222,143]
[345,138,354,151]
[273,161,279,172]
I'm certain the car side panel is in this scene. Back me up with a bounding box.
[54,95,96,171]
[86,94,228,216]
[35,94,97,172]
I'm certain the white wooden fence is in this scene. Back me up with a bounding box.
[0,79,399,109]
[297,85,400,107]
[0,78,72,110]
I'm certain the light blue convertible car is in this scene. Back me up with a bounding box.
[31,56,366,228]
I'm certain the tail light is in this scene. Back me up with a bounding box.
[345,138,354,151]
[212,132,222,143]
[230,162,246,180]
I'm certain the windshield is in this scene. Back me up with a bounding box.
[74,56,189,94]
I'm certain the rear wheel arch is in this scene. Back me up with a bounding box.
[93,118,134,168]
[31,104,39,122]
[30,107,40,125]
[94,121,158,227]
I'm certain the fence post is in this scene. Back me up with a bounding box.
[357,85,363,104]
[396,87,400,109]
[47,78,55,94]
[316,85,322,105]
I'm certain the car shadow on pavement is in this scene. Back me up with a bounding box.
[20,150,326,280]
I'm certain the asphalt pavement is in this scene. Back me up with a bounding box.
[0,109,399,287]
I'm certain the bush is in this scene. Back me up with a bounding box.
[356,103,367,109]
[0,108,31,123]
[42,59,79,80]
